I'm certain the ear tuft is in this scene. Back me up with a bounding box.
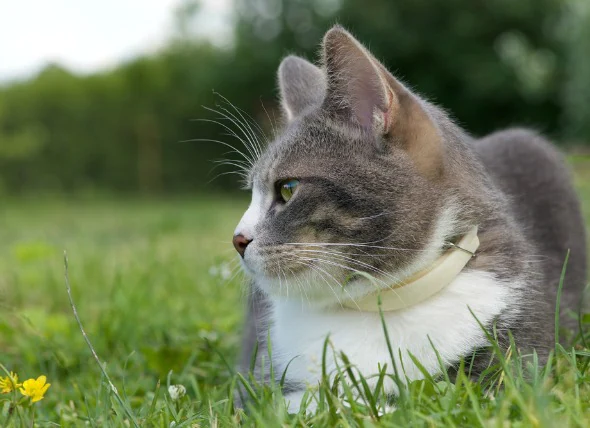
[278,55,326,121]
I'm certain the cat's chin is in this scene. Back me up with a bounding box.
[239,252,390,305]
[252,269,382,308]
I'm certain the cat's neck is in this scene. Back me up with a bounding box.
[341,226,479,312]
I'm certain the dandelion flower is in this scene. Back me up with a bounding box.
[168,384,186,401]
[0,371,21,394]
[19,375,51,403]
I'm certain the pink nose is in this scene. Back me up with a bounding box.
[233,234,252,258]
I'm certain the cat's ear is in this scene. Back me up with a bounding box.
[322,26,442,178]
[278,55,326,121]
[322,26,396,132]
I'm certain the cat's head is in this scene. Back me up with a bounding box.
[233,26,474,305]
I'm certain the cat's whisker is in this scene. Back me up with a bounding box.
[356,211,389,221]
[199,111,260,164]
[292,254,390,289]
[213,156,251,166]
[282,264,294,300]
[274,255,311,297]
[209,160,250,180]
[210,165,249,178]
[281,263,290,299]
[292,247,383,263]
[287,263,314,308]
[290,259,346,308]
[224,266,245,285]
[307,263,359,309]
[190,117,254,153]
[272,259,283,297]
[297,267,311,305]
[290,248,397,282]
[274,259,284,297]
[209,96,267,162]
[182,136,254,167]
[217,117,261,161]
[283,241,431,253]
[215,105,264,160]
[210,160,249,173]
[282,262,308,304]
[259,98,278,139]
[291,246,389,259]
[212,159,251,171]
[289,263,368,312]
[211,152,251,170]
[215,91,269,150]
[287,226,419,248]
[292,254,404,301]
[207,170,250,185]
[290,247,387,269]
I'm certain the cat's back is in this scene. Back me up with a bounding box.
[473,129,587,323]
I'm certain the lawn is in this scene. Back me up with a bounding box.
[1,157,589,426]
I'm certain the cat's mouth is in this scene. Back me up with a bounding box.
[240,243,317,278]
[239,242,379,300]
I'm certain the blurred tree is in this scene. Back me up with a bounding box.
[0,0,586,196]
[233,0,566,135]
[174,0,203,40]
[561,0,590,143]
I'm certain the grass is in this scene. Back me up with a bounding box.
[0,157,589,426]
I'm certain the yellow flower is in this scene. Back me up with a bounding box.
[19,375,51,403]
[0,371,21,394]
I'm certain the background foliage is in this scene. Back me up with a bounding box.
[0,0,589,195]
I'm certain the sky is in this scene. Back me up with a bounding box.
[0,0,231,83]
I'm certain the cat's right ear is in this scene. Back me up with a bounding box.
[278,55,326,121]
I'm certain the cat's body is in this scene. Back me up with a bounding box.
[233,27,587,411]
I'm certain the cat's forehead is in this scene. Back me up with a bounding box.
[252,115,360,185]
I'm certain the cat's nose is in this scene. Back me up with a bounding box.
[233,234,252,258]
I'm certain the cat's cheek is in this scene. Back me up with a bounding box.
[238,255,255,276]
[239,241,278,279]
[238,244,262,275]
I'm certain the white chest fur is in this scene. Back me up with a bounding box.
[270,270,516,398]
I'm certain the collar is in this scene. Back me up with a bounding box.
[342,226,480,312]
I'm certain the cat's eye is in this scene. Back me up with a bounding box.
[279,179,299,202]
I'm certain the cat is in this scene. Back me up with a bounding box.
[231,26,587,412]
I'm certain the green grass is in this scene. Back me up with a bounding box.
[1,158,589,426]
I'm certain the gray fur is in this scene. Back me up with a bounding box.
[235,26,587,405]
[474,129,587,328]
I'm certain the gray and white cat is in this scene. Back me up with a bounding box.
[231,26,587,411]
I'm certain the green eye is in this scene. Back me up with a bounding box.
[279,179,299,202]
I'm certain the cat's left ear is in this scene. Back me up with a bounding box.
[278,55,326,121]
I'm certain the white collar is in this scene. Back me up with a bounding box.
[343,226,480,312]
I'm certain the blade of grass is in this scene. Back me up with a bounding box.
[63,252,140,428]
[555,250,570,352]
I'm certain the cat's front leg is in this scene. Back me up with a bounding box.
[235,286,273,410]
